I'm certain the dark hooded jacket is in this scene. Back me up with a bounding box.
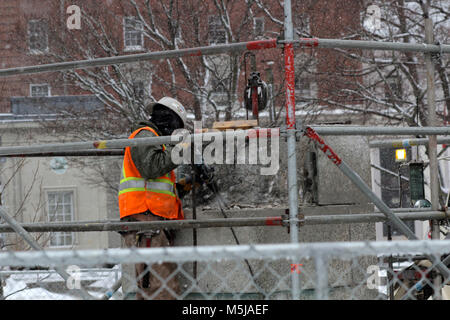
[129,120,178,180]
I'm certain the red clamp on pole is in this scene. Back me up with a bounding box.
[304,127,342,166]
[246,39,278,51]
[265,216,284,226]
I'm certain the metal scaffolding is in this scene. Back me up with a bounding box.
[1,240,449,269]
[0,0,448,301]
[0,126,448,157]
[0,39,448,78]
[369,137,450,148]
[0,210,445,233]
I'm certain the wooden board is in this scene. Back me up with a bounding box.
[212,120,258,131]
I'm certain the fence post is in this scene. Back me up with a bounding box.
[314,254,329,300]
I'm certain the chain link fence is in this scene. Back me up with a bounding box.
[0,240,449,300]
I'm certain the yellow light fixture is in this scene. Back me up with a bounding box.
[395,149,407,162]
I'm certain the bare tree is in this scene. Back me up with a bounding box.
[13,0,289,135]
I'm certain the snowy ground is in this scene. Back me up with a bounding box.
[1,266,122,300]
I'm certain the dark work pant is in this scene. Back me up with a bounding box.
[121,213,180,300]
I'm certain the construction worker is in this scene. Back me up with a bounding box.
[118,97,187,300]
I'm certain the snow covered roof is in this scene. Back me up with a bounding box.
[10,95,103,117]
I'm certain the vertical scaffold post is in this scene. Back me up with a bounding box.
[284,0,301,300]
[425,13,442,299]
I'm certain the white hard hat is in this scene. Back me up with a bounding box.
[156,97,187,128]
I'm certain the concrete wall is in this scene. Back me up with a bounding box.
[172,134,378,299]
[174,204,377,299]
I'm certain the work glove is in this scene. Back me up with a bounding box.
[175,164,215,199]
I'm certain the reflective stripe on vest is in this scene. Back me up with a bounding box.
[119,178,175,196]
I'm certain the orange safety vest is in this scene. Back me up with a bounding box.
[118,126,184,220]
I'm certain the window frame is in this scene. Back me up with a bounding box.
[384,76,403,102]
[253,17,265,36]
[294,73,313,100]
[210,76,229,95]
[123,16,144,52]
[45,188,77,248]
[294,53,317,101]
[132,80,145,100]
[30,83,51,97]
[294,13,310,35]
[208,15,226,45]
[28,19,49,54]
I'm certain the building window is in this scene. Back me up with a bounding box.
[47,191,74,247]
[254,17,265,36]
[211,77,229,95]
[210,77,229,108]
[208,15,226,44]
[132,81,145,99]
[294,13,310,35]
[124,17,144,51]
[294,53,316,101]
[30,84,50,97]
[28,20,48,53]
[295,74,312,101]
[384,76,402,101]
[379,147,415,237]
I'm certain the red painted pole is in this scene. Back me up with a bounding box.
[284,43,296,129]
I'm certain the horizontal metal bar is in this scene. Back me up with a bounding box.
[0,268,117,276]
[369,137,450,148]
[0,127,447,157]
[311,126,450,136]
[0,211,444,233]
[0,240,449,267]
[0,150,125,158]
[0,38,447,78]
[305,211,445,225]
[0,39,278,78]
[0,129,265,156]
[289,38,450,54]
[0,216,286,233]
[371,164,410,182]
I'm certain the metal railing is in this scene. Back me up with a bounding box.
[0,209,445,233]
[0,240,449,300]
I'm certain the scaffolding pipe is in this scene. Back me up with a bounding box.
[312,126,450,136]
[306,127,416,239]
[284,0,301,300]
[0,39,278,78]
[371,164,410,182]
[0,150,125,157]
[303,127,450,279]
[0,240,449,268]
[0,38,448,78]
[0,129,273,156]
[369,137,450,148]
[288,38,450,54]
[0,126,449,157]
[425,16,442,300]
[0,210,443,233]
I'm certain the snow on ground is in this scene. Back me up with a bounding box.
[1,266,121,300]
